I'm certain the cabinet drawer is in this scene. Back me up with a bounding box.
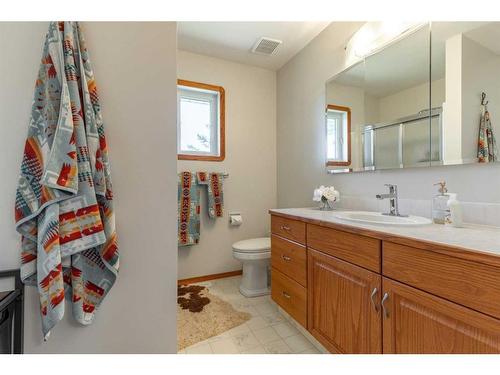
[307,224,381,272]
[383,242,500,320]
[271,267,307,327]
[271,215,306,245]
[271,235,307,287]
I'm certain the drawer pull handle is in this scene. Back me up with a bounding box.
[370,287,379,313]
[280,225,291,231]
[381,292,390,319]
[281,255,292,262]
[282,291,291,299]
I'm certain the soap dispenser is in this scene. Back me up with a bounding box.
[445,193,463,228]
[432,181,450,224]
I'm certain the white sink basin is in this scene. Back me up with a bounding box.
[333,211,432,226]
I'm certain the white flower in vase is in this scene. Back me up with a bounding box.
[312,187,324,202]
[313,185,340,210]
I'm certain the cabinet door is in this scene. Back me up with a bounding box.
[382,277,500,353]
[308,249,382,353]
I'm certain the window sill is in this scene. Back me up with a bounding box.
[178,154,225,162]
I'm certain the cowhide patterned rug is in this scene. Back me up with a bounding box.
[177,284,251,350]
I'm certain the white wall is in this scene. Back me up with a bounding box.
[462,35,500,162]
[0,22,178,353]
[277,22,500,225]
[177,51,277,280]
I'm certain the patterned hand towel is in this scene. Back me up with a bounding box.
[14,22,119,340]
[178,172,201,246]
[478,104,498,163]
[196,172,224,218]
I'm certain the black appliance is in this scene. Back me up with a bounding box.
[0,270,24,354]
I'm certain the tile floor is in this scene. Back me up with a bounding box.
[178,275,322,354]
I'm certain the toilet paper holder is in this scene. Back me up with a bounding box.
[229,212,243,226]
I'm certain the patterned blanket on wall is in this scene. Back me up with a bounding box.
[14,21,119,340]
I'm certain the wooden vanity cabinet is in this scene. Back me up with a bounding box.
[269,213,500,354]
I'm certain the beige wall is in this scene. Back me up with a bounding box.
[378,78,445,122]
[0,22,178,353]
[177,51,277,280]
[277,22,500,213]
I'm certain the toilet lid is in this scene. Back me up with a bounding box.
[232,237,271,253]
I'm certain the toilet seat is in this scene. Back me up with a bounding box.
[232,237,270,253]
[232,250,270,260]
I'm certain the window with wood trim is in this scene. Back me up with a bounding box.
[326,104,351,166]
[177,79,225,161]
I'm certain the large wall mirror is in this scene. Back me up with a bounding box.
[325,22,500,173]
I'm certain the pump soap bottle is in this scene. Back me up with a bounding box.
[432,181,450,224]
[445,193,464,228]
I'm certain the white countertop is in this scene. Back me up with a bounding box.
[270,208,500,258]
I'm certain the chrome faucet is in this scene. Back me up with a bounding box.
[376,184,406,217]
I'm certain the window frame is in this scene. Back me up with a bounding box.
[326,104,351,167]
[177,79,226,162]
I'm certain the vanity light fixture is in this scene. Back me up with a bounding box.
[345,21,425,65]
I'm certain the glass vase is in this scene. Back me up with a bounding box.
[319,197,335,211]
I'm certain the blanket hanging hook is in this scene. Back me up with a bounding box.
[481,92,489,106]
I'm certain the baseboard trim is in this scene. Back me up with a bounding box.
[177,270,243,285]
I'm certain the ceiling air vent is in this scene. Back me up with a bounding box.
[251,37,282,55]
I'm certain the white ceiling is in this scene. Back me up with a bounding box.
[177,22,331,71]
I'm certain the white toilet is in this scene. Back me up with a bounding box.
[232,237,271,297]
